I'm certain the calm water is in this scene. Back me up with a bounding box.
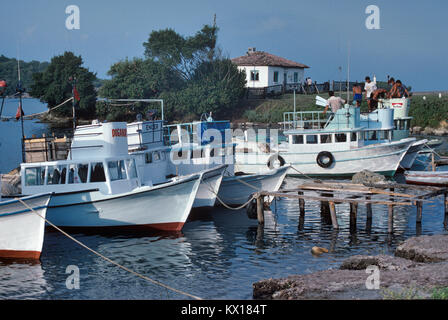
[0,99,447,300]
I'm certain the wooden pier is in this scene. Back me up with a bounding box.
[254,181,448,233]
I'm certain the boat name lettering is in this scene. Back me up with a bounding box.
[112,128,127,137]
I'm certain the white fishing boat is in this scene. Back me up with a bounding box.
[235,106,413,177]
[20,122,202,231]
[127,118,228,208]
[404,170,448,186]
[162,117,288,206]
[0,193,51,259]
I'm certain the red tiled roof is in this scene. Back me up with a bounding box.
[231,51,309,68]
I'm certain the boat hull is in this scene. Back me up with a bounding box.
[0,193,51,259]
[43,176,201,231]
[217,166,288,206]
[235,140,412,178]
[399,139,427,170]
[193,165,226,208]
[405,170,448,187]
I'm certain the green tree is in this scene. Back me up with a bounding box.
[30,51,97,119]
[143,24,218,81]
[0,55,49,96]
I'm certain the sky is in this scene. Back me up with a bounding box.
[1,0,447,91]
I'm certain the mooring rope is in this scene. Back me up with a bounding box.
[15,197,202,300]
[0,97,74,120]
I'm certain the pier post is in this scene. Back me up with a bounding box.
[366,196,372,232]
[256,194,265,225]
[349,202,358,233]
[388,204,394,234]
[416,201,423,224]
[298,191,305,230]
[320,193,333,225]
[444,193,448,229]
[329,201,339,230]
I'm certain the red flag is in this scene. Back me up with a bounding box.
[15,102,24,120]
[73,86,80,101]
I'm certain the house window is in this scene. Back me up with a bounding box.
[294,72,298,83]
[250,70,259,81]
[273,71,279,83]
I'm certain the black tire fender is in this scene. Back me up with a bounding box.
[316,151,334,168]
[267,154,286,170]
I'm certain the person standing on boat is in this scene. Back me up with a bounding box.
[324,91,345,114]
[389,79,409,98]
[352,83,362,107]
[364,76,377,112]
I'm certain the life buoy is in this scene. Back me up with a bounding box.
[267,154,286,169]
[316,151,334,168]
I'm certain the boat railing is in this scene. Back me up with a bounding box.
[282,111,333,131]
[164,121,231,146]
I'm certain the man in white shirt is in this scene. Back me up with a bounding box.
[364,76,377,112]
[324,91,345,114]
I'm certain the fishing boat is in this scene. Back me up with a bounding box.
[20,121,202,231]
[404,170,448,186]
[0,193,51,259]
[127,118,228,208]
[234,106,413,177]
[161,116,288,206]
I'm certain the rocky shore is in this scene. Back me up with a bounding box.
[253,234,448,300]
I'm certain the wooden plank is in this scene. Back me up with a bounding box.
[259,191,415,206]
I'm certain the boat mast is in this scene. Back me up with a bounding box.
[17,58,25,163]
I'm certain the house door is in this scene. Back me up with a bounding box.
[283,73,287,92]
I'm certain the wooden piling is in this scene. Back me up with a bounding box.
[350,202,358,233]
[444,193,448,229]
[256,195,264,225]
[320,192,333,225]
[298,191,305,230]
[416,201,423,224]
[329,201,338,229]
[388,204,394,234]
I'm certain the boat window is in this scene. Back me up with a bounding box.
[153,151,161,162]
[335,133,347,143]
[405,120,410,130]
[67,163,88,184]
[190,149,202,159]
[379,131,388,140]
[210,148,215,157]
[367,131,377,141]
[47,166,62,185]
[320,134,332,144]
[90,162,106,182]
[306,135,318,144]
[108,160,127,181]
[126,159,138,179]
[145,152,152,163]
[351,132,357,142]
[24,167,45,186]
[292,135,303,144]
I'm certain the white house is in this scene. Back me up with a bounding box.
[231,48,309,92]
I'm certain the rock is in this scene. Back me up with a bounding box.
[351,170,387,185]
[253,235,448,300]
[433,129,447,136]
[395,234,448,263]
[422,127,434,136]
[412,126,422,134]
[311,247,329,256]
[340,255,420,271]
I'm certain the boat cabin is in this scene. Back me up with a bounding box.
[21,122,140,195]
